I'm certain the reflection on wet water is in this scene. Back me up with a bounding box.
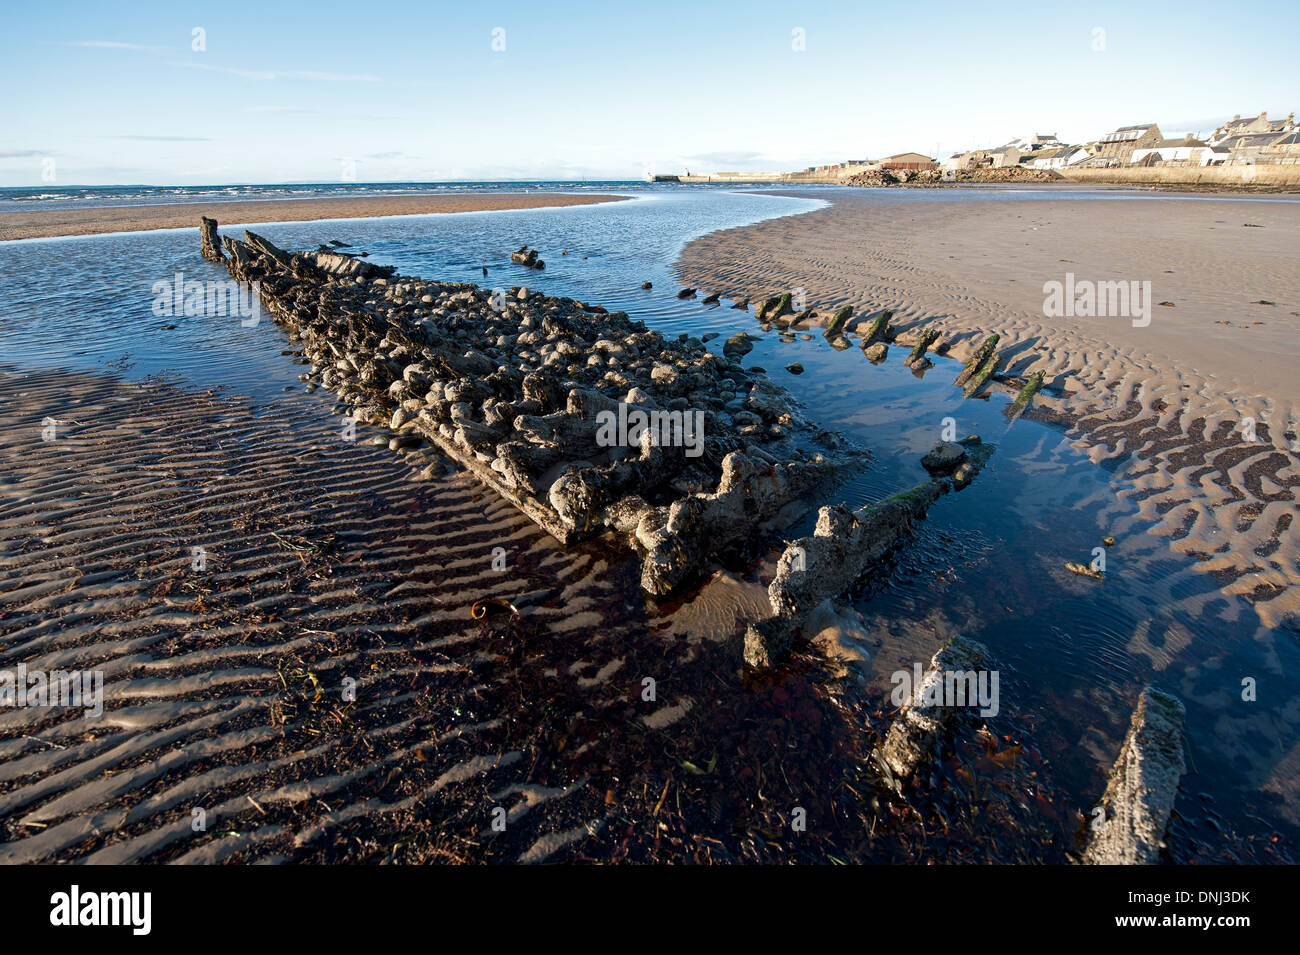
[773,333,1298,853]
[0,190,824,391]
[2,186,1295,859]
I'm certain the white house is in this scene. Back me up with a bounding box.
[1024,146,1090,170]
[1131,137,1222,166]
[1009,133,1061,153]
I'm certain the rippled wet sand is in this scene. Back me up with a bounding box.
[1,188,1296,862]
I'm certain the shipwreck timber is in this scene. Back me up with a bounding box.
[744,438,995,668]
[510,245,545,269]
[876,634,994,781]
[1082,687,1187,865]
[202,220,865,597]
[199,216,224,263]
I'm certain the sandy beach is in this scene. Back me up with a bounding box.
[9,0,1300,917]
[1,187,1296,866]
[0,366,627,862]
[0,366,1064,864]
[0,193,628,241]
[676,189,1300,630]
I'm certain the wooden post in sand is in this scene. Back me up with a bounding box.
[768,292,794,321]
[1082,688,1186,865]
[199,216,224,263]
[962,350,1003,398]
[953,333,999,387]
[1005,370,1045,421]
[824,305,854,338]
[905,327,940,368]
[860,310,892,345]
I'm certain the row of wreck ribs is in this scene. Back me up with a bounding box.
[738,278,1188,863]
[746,297,1044,425]
[199,219,1187,865]
[200,218,865,597]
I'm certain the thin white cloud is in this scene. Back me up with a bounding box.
[61,40,175,54]
[241,106,321,114]
[111,135,213,142]
[287,70,380,83]
[59,41,380,82]
[170,60,380,82]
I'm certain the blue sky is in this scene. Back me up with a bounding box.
[3,0,1297,185]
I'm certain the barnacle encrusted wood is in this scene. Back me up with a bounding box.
[207,221,865,595]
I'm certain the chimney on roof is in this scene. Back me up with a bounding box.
[1232,114,1241,122]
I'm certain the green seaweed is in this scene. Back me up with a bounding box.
[962,351,1003,398]
[1005,370,1045,420]
[954,333,1000,387]
[861,310,892,344]
[770,292,793,320]
[825,304,854,337]
[906,327,940,366]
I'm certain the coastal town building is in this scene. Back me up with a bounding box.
[944,133,1066,171]
[1022,146,1091,170]
[941,149,988,170]
[690,109,1297,182]
[1092,123,1163,166]
[876,152,937,171]
[1209,111,1296,145]
[1217,130,1300,164]
[943,144,1021,169]
[989,145,1021,167]
[1131,135,1222,167]
[1009,133,1061,152]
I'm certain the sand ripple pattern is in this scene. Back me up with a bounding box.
[0,369,634,863]
[675,191,1300,631]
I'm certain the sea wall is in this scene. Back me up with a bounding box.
[1061,164,1300,190]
